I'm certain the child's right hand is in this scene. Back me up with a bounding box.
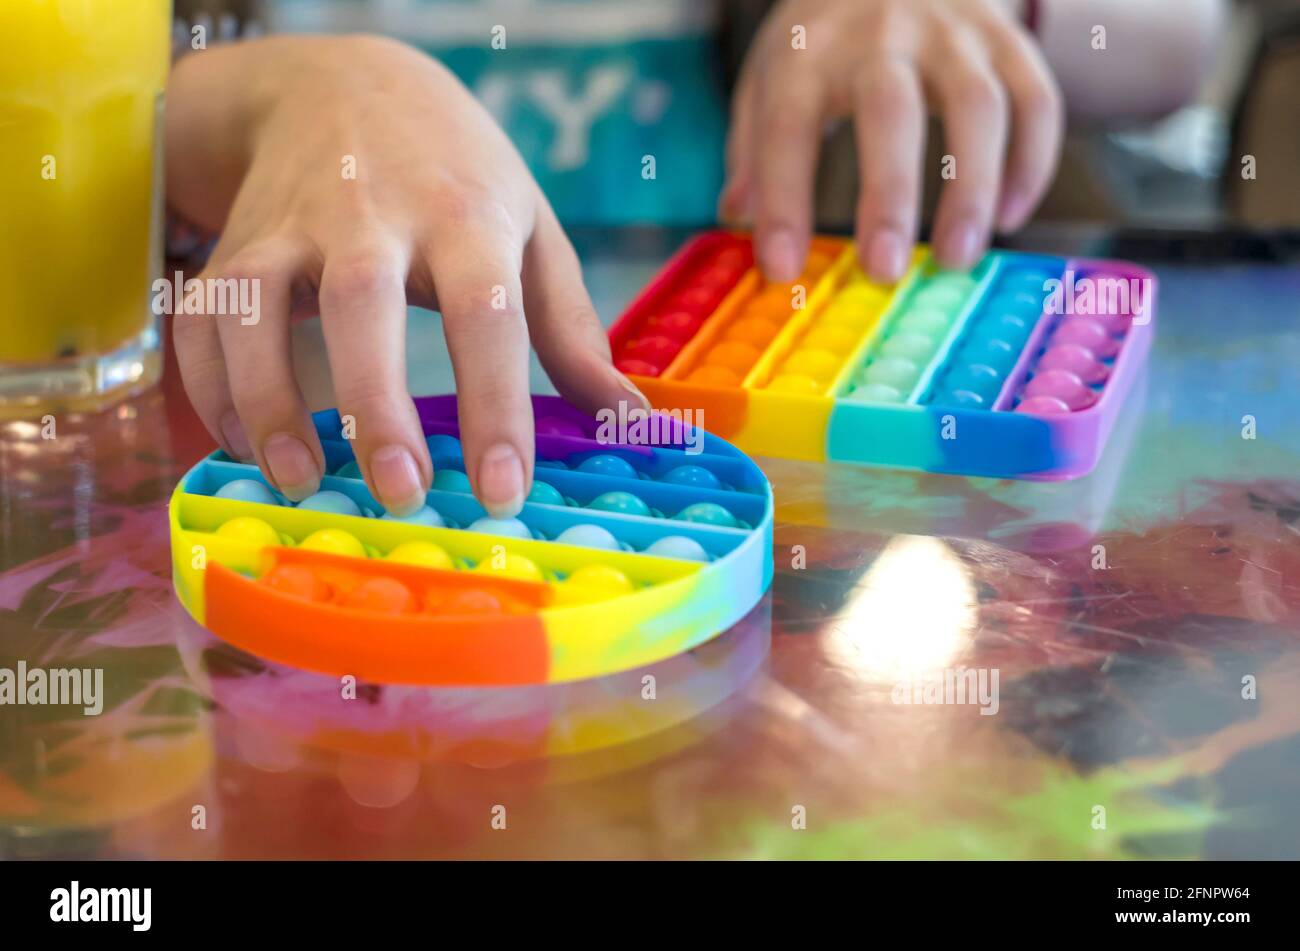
[721,0,1065,284]
[166,35,641,518]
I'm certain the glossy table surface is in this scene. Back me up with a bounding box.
[2,228,1298,859]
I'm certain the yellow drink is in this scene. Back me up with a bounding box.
[0,0,171,411]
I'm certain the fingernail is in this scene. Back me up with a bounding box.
[220,411,253,460]
[866,230,908,283]
[477,443,525,519]
[940,221,981,270]
[370,444,426,517]
[760,229,801,282]
[263,433,321,502]
[613,368,652,412]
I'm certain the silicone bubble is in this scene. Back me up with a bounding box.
[432,589,505,616]
[678,502,741,528]
[1023,369,1096,410]
[589,491,653,518]
[383,505,446,528]
[555,524,621,551]
[943,363,1003,402]
[340,577,416,615]
[1016,395,1072,415]
[262,564,331,602]
[1038,344,1109,384]
[1051,317,1120,358]
[386,541,454,571]
[216,479,280,506]
[662,465,722,490]
[896,309,952,337]
[468,517,534,540]
[959,337,1019,374]
[297,490,363,518]
[300,529,367,559]
[216,517,281,547]
[333,461,363,480]
[645,535,710,562]
[862,356,921,391]
[433,469,472,492]
[706,341,761,375]
[577,454,639,480]
[782,349,841,380]
[527,481,566,506]
[802,325,859,352]
[848,382,904,403]
[647,309,704,341]
[426,434,462,457]
[566,564,634,596]
[726,317,782,348]
[880,332,937,362]
[768,374,822,394]
[689,365,741,386]
[474,553,545,583]
[625,335,678,370]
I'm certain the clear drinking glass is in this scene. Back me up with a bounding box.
[0,0,171,415]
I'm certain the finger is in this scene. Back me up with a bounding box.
[720,61,759,223]
[424,213,534,519]
[751,62,826,282]
[852,56,926,282]
[925,30,1010,270]
[524,200,645,416]
[991,30,1064,231]
[317,235,432,517]
[172,305,252,461]
[209,236,326,501]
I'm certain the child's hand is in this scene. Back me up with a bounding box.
[166,36,637,517]
[721,0,1063,284]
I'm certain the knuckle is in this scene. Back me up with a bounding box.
[943,193,996,226]
[337,385,403,422]
[1020,76,1063,122]
[177,348,227,395]
[956,72,1008,118]
[430,181,517,234]
[856,63,915,121]
[211,250,275,286]
[858,182,912,217]
[322,253,394,307]
[444,289,526,325]
[463,376,519,414]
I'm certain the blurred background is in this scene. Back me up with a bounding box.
[173,0,1300,232]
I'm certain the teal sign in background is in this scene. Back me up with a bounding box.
[269,0,728,225]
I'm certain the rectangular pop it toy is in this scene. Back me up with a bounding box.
[610,232,1156,480]
[170,395,773,687]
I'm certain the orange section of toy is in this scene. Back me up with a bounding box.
[662,238,845,386]
[203,548,554,685]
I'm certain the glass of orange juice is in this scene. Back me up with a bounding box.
[0,0,171,415]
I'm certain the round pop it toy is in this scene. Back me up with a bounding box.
[170,395,773,686]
